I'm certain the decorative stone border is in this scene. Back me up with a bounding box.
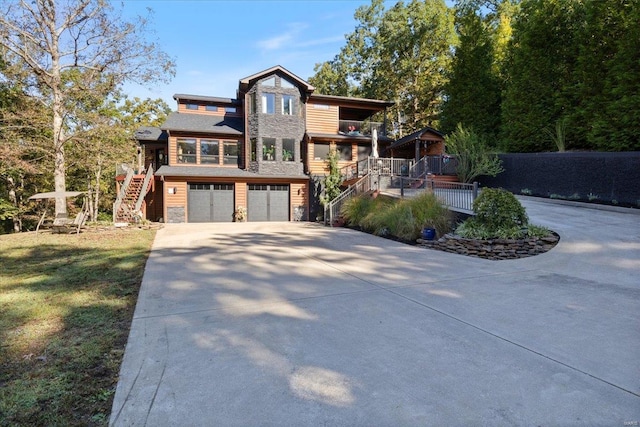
[417,232,560,260]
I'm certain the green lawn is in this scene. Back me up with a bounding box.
[0,228,156,426]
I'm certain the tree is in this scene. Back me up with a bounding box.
[0,0,175,217]
[445,124,503,183]
[319,150,342,207]
[0,57,51,233]
[372,0,457,135]
[441,6,502,143]
[500,0,582,152]
[310,0,457,137]
[67,95,171,222]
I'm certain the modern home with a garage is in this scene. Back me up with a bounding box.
[117,65,394,223]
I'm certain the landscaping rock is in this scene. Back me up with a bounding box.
[417,232,560,260]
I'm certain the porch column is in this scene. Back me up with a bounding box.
[414,139,420,162]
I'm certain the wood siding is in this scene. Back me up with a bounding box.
[177,102,241,117]
[169,135,242,168]
[163,180,188,222]
[290,182,308,220]
[306,141,359,176]
[235,182,247,210]
[306,103,338,134]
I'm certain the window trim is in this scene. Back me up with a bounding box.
[200,139,220,164]
[282,95,295,116]
[262,93,275,114]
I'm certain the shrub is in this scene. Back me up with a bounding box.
[444,124,504,183]
[473,188,528,230]
[454,188,549,240]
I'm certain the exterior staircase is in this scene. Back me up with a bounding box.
[113,165,154,223]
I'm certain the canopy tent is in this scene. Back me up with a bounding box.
[29,191,84,200]
[29,191,88,234]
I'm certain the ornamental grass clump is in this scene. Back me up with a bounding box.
[456,188,549,239]
[341,192,452,241]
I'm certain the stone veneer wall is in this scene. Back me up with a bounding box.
[247,73,306,176]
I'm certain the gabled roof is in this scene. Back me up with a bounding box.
[135,126,168,142]
[173,94,241,105]
[161,112,243,135]
[388,127,444,150]
[238,65,315,94]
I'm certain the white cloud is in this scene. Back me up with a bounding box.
[257,22,308,51]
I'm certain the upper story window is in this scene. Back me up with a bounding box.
[225,106,237,113]
[177,138,197,163]
[313,104,330,110]
[205,105,218,112]
[281,78,295,89]
[262,93,275,114]
[260,76,276,87]
[282,95,295,115]
[200,139,219,164]
[185,103,198,110]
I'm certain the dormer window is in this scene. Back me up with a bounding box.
[185,103,198,110]
[205,105,218,112]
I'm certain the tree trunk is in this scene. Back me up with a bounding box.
[93,161,102,222]
[7,176,21,233]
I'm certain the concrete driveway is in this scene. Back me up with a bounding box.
[110,198,640,426]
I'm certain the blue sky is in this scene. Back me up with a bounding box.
[120,0,382,107]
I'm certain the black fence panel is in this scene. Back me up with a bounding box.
[478,152,640,208]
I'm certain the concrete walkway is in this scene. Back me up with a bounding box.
[110,199,640,426]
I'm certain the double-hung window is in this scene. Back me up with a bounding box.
[262,93,275,114]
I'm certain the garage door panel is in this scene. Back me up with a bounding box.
[248,184,289,222]
[248,185,268,222]
[188,185,212,223]
[212,188,234,222]
[188,183,234,223]
[269,186,290,221]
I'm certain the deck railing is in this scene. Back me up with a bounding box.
[338,120,385,137]
[340,157,412,181]
[408,155,459,178]
[397,177,478,213]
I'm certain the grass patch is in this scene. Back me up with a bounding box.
[0,228,156,426]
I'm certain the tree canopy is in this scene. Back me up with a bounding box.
[0,0,175,217]
[311,0,639,152]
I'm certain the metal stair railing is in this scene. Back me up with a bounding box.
[325,173,374,226]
